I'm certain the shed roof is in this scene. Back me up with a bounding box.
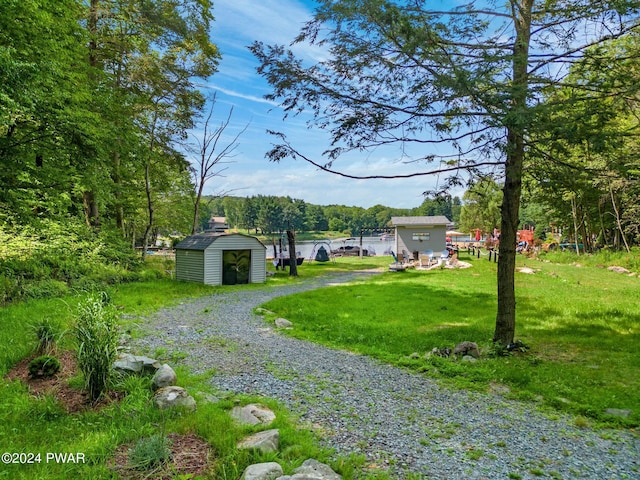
[175,233,265,251]
[391,216,450,226]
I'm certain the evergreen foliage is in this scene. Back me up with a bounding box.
[27,355,61,378]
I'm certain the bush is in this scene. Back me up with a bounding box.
[28,355,61,378]
[0,219,143,304]
[22,279,69,300]
[128,433,172,470]
[0,273,19,306]
[74,293,120,401]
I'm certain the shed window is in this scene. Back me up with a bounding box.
[412,232,430,241]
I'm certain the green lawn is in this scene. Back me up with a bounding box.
[261,251,640,428]
[0,267,387,479]
[1,252,637,479]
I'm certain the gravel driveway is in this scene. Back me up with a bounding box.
[130,271,639,479]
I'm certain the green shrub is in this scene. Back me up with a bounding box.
[27,355,61,378]
[0,220,143,304]
[22,279,69,300]
[0,273,19,306]
[74,293,120,401]
[30,317,65,355]
[127,433,172,470]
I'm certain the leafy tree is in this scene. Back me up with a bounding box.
[525,33,640,251]
[416,196,462,225]
[459,179,503,236]
[305,204,329,231]
[251,0,640,346]
[79,0,219,242]
[0,0,101,223]
[255,195,283,234]
[280,197,306,232]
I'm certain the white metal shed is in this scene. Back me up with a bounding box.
[174,233,267,285]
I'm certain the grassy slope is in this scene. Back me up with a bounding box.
[261,252,640,427]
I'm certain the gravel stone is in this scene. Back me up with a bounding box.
[130,271,640,479]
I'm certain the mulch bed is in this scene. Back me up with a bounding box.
[5,350,95,413]
[109,433,214,479]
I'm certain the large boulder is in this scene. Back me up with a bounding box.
[113,353,160,375]
[241,462,283,480]
[278,459,342,480]
[152,363,177,390]
[152,386,196,412]
[453,341,480,359]
[231,404,276,426]
[275,318,293,329]
[608,265,630,274]
[237,429,279,454]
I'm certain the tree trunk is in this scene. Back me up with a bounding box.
[570,196,581,255]
[83,0,100,230]
[610,186,630,253]
[494,133,522,347]
[142,161,153,261]
[286,230,298,277]
[82,191,100,229]
[113,150,125,233]
[493,0,533,347]
[191,181,205,235]
[272,238,279,270]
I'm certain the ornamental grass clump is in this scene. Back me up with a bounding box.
[127,433,172,470]
[74,293,120,401]
[31,317,65,355]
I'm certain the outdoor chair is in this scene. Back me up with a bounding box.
[437,250,450,266]
[389,251,406,271]
[419,249,434,268]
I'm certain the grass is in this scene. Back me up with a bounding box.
[0,256,398,479]
[1,251,637,478]
[261,250,640,428]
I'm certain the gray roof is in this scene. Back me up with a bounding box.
[391,216,450,226]
[174,233,265,251]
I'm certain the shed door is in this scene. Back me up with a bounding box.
[222,250,251,285]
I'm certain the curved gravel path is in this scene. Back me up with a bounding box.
[130,272,639,479]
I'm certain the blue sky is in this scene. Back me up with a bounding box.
[192,0,448,209]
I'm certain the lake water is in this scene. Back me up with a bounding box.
[269,236,396,259]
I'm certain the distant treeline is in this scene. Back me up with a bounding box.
[201,195,462,236]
